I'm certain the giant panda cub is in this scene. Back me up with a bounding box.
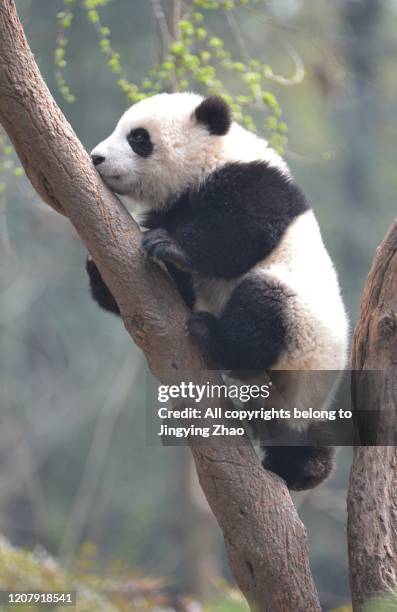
[88,92,349,490]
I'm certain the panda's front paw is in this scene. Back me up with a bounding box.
[142,228,171,258]
[142,229,191,271]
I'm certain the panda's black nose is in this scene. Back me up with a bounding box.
[92,154,105,167]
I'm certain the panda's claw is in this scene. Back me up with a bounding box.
[141,228,170,258]
[142,229,192,271]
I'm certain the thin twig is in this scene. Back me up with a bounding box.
[151,0,179,91]
[224,9,251,65]
[150,0,171,57]
[266,41,305,86]
[224,8,304,86]
[173,0,183,40]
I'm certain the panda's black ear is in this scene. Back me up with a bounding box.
[195,96,231,136]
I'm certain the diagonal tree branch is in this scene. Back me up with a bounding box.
[0,1,320,609]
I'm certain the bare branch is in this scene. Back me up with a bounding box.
[173,0,183,39]
[223,10,304,87]
[150,0,179,91]
[266,42,305,86]
[150,0,171,58]
[224,9,251,65]
[0,1,321,609]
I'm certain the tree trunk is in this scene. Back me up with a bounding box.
[0,1,320,609]
[348,218,397,610]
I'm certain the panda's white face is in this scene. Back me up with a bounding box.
[91,92,233,207]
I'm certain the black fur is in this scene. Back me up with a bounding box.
[262,446,335,491]
[92,155,105,166]
[144,161,308,279]
[195,96,232,136]
[127,128,154,158]
[86,256,194,314]
[164,264,195,309]
[187,275,289,374]
[142,228,192,271]
[86,257,120,316]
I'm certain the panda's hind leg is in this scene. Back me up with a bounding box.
[262,445,335,491]
[188,273,289,376]
[86,257,120,316]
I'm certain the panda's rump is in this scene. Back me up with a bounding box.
[262,211,349,371]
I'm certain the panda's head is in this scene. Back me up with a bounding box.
[91,92,232,207]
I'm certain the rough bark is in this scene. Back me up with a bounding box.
[0,1,321,609]
[348,218,397,610]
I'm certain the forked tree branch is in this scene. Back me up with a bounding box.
[0,1,320,609]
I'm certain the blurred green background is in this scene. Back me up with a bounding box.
[1,0,396,609]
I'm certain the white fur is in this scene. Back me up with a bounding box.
[258,210,348,371]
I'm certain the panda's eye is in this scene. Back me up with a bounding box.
[127,128,153,158]
[129,128,149,143]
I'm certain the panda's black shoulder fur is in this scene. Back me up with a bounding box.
[143,161,309,279]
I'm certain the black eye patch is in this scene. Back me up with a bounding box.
[127,128,153,158]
